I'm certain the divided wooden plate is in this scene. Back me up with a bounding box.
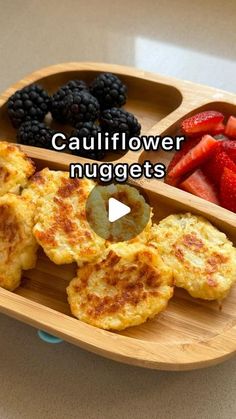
[0,63,235,371]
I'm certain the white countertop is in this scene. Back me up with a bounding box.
[0,1,236,418]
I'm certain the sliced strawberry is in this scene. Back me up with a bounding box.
[220,168,236,213]
[165,174,180,186]
[222,140,236,163]
[225,116,236,138]
[180,169,219,204]
[202,149,236,184]
[167,135,219,182]
[211,122,225,135]
[167,138,201,175]
[181,111,224,136]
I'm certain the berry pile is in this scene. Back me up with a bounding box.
[7,73,141,160]
[166,111,236,213]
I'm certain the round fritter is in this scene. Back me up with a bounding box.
[0,141,35,196]
[0,194,38,291]
[149,213,236,300]
[23,168,105,265]
[67,242,174,330]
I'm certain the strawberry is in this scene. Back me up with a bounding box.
[211,122,225,135]
[181,111,224,136]
[220,168,236,213]
[222,140,236,163]
[180,169,219,204]
[166,138,201,175]
[202,149,236,184]
[167,135,219,182]
[225,116,236,138]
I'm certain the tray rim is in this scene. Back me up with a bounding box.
[19,144,236,230]
[0,62,236,370]
[0,283,235,371]
[1,61,236,102]
[1,62,236,125]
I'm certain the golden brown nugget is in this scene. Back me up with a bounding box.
[23,168,105,265]
[0,194,38,291]
[0,141,35,196]
[149,213,236,300]
[67,242,174,330]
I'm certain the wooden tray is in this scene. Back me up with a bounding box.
[0,63,235,371]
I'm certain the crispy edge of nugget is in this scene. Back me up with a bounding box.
[0,141,35,196]
[0,193,38,291]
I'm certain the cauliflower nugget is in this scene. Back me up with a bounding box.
[0,141,35,196]
[0,194,38,291]
[23,168,105,265]
[149,213,236,300]
[67,242,174,330]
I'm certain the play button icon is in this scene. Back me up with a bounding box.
[108,198,131,222]
[86,183,151,242]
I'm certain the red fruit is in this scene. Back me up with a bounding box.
[167,135,219,181]
[220,168,236,213]
[180,169,219,204]
[225,116,236,138]
[167,138,201,175]
[203,149,236,184]
[222,140,236,163]
[165,174,179,186]
[181,111,224,135]
[211,122,225,134]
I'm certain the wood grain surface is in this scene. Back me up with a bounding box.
[0,62,235,370]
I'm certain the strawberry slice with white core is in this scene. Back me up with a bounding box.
[181,111,224,135]
[168,135,219,181]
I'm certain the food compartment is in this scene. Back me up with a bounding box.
[0,144,235,370]
[140,101,236,168]
[139,101,236,212]
[0,67,183,162]
[13,157,235,316]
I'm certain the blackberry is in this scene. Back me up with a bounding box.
[71,122,105,160]
[51,80,88,123]
[64,80,87,91]
[17,120,55,149]
[90,72,127,109]
[7,84,51,128]
[64,90,100,126]
[100,108,141,150]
